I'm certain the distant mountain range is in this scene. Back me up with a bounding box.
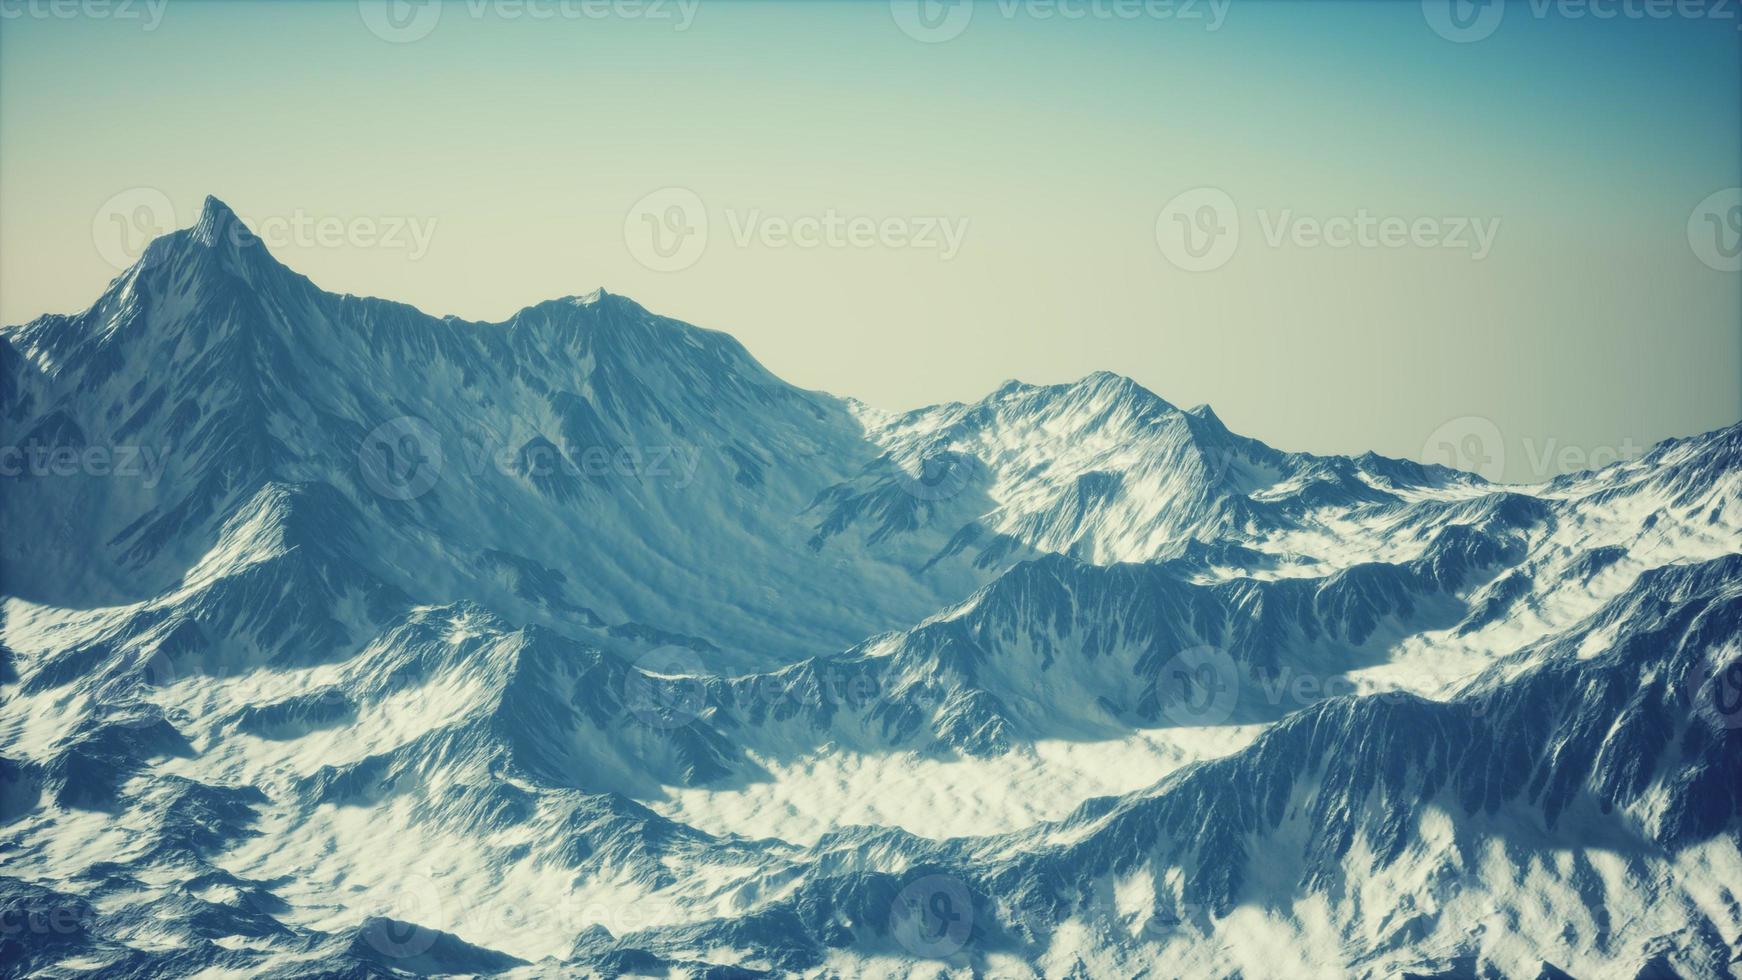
[2,197,1738,978]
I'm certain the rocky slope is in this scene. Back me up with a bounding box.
[1,198,1737,978]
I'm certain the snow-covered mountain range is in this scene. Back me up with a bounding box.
[2,197,1738,978]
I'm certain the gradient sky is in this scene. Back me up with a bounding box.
[3,0,1738,481]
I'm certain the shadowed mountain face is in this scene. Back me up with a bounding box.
[1,198,1739,977]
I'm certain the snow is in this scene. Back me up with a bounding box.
[3,200,1739,976]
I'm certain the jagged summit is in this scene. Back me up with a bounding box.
[76,192,295,303]
[190,194,244,243]
[105,199,760,371]
[568,287,617,306]
[987,369,1175,410]
[181,194,279,271]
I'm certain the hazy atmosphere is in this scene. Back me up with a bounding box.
[7,4,1742,977]
[2,0,1738,481]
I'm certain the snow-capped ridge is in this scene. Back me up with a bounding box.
[189,195,246,247]
[4,197,1741,977]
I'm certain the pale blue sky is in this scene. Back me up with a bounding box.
[2,0,1737,480]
